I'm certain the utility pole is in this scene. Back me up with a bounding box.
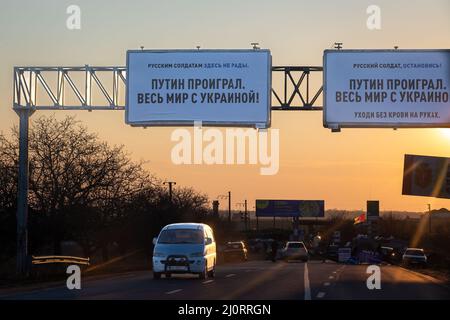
[217,191,232,222]
[228,191,231,223]
[212,200,219,217]
[236,200,249,231]
[427,204,432,235]
[244,199,248,231]
[164,181,176,203]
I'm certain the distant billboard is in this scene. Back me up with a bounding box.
[255,200,325,217]
[402,154,450,199]
[324,49,450,130]
[126,49,271,128]
[366,200,379,221]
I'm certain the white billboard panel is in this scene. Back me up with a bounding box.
[126,50,271,128]
[324,50,450,129]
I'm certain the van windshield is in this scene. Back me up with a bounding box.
[158,229,204,244]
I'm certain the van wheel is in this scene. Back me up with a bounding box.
[153,272,161,280]
[199,263,208,280]
[165,273,172,278]
[207,262,216,278]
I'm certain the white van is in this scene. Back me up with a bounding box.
[152,223,216,279]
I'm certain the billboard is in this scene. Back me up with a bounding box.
[366,200,379,221]
[126,49,271,128]
[324,49,450,130]
[255,200,325,217]
[402,154,450,199]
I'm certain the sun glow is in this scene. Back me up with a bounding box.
[439,129,450,140]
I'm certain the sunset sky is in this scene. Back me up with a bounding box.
[1,0,450,213]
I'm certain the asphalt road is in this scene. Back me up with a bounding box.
[1,260,449,300]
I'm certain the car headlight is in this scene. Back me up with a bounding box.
[190,252,204,257]
[153,252,165,258]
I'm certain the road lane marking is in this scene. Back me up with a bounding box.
[202,280,214,284]
[316,292,326,298]
[165,289,182,295]
[329,276,334,279]
[304,263,311,300]
[324,282,330,286]
[225,274,236,278]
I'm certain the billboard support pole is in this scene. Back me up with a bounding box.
[15,108,31,275]
[293,216,299,241]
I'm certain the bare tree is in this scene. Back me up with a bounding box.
[24,115,158,255]
[0,115,211,264]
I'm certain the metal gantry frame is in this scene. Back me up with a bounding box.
[13,65,322,110]
[271,66,323,111]
[12,65,323,274]
[13,66,127,111]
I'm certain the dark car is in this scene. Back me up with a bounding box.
[380,246,400,264]
[223,241,248,262]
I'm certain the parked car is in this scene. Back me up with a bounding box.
[223,241,248,262]
[281,241,308,262]
[402,248,427,267]
[152,223,216,279]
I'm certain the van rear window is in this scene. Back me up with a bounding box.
[158,229,203,244]
[405,249,424,256]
